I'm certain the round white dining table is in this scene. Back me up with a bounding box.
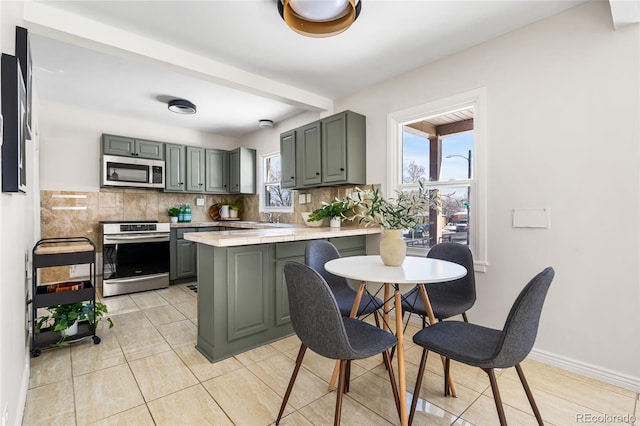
[325,255,467,426]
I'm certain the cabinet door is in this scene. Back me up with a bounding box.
[228,149,240,193]
[279,130,296,189]
[165,143,186,191]
[322,112,348,183]
[135,139,164,160]
[205,149,229,193]
[227,245,270,340]
[299,122,322,186]
[176,239,197,278]
[229,147,256,194]
[102,134,135,156]
[186,146,205,192]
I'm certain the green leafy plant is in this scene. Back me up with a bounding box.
[348,182,441,230]
[35,302,114,346]
[222,196,244,212]
[308,198,352,222]
[168,207,180,217]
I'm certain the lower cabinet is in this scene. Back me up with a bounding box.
[170,227,221,282]
[195,235,366,362]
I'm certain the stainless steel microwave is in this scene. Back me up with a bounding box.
[102,155,165,189]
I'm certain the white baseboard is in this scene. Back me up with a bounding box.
[529,348,640,393]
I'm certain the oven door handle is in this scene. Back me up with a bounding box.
[104,273,169,284]
[106,234,168,240]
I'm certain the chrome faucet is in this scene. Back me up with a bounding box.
[275,214,281,223]
[265,212,273,223]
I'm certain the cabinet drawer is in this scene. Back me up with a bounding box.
[177,228,198,239]
[329,235,366,252]
[275,241,308,259]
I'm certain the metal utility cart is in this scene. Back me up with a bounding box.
[31,237,101,357]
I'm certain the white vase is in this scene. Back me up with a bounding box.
[61,321,78,337]
[330,217,341,228]
[170,216,178,223]
[379,229,406,266]
[220,205,230,218]
[229,209,239,218]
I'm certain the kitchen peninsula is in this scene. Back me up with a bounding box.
[184,225,381,362]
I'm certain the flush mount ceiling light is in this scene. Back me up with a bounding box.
[259,119,274,128]
[168,99,197,114]
[278,0,362,38]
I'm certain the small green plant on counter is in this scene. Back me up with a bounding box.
[168,207,180,217]
[222,196,244,212]
[308,198,352,222]
[35,302,114,346]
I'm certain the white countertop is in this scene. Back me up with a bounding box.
[183,225,382,247]
[170,220,296,230]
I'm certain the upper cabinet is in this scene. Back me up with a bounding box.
[205,149,229,193]
[165,143,186,191]
[229,147,256,194]
[102,134,164,160]
[280,110,366,190]
[186,146,205,192]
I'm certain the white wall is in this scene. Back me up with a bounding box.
[334,1,639,388]
[38,100,240,191]
[0,2,38,425]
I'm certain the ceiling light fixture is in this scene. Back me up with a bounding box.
[168,99,197,114]
[259,119,274,128]
[278,0,362,38]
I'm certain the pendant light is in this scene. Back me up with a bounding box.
[278,0,362,38]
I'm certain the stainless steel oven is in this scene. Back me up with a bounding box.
[101,221,170,296]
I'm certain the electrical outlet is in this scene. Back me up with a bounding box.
[298,194,306,204]
[196,197,205,206]
[306,193,311,203]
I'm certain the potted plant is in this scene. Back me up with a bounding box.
[35,301,114,346]
[347,182,440,265]
[308,197,352,228]
[222,196,244,218]
[168,207,180,223]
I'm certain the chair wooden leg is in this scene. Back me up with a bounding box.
[409,349,429,426]
[515,364,543,426]
[462,312,469,322]
[334,360,347,426]
[276,344,307,424]
[483,368,507,426]
[382,349,401,418]
[345,360,351,393]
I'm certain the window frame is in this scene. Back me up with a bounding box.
[260,151,293,214]
[387,88,488,272]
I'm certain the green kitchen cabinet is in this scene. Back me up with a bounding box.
[229,147,256,194]
[280,110,366,190]
[102,134,164,160]
[299,121,322,186]
[165,143,186,191]
[170,228,197,281]
[279,130,297,189]
[205,149,229,193]
[186,146,206,192]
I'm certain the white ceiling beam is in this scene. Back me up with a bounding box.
[608,0,640,29]
[23,1,333,112]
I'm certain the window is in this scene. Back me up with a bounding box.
[388,88,487,271]
[262,153,293,212]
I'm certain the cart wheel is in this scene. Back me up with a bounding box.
[32,349,41,357]
[93,335,101,344]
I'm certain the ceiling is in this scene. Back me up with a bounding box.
[25,0,593,138]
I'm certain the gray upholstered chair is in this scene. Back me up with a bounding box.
[276,262,400,426]
[305,240,383,318]
[409,267,554,426]
[402,242,476,324]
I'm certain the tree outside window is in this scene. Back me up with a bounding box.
[264,154,292,210]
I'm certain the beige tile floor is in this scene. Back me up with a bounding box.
[24,283,639,425]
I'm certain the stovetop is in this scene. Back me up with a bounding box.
[101,220,169,234]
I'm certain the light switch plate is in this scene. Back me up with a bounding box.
[298,194,306,204]
[196,198,205,206]
[306,193,311,203]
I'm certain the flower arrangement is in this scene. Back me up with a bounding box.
[348,182,440,230]
[307,197,352,222]
[35,302,114,346]
[221,196,244,212]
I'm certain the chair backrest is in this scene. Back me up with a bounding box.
[283,262,356,360]
[305,240,352,292]
[491,267,555,368]
[427,242,476,305]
